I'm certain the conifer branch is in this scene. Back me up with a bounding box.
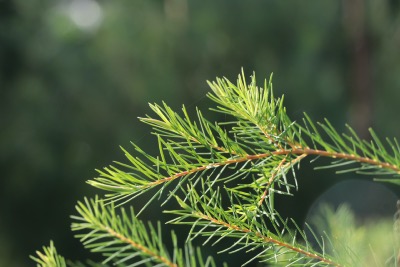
[166,181,343,266]
[71,198,176,266]
[30,241,67,267]
[194,211,340,266]
[82,71,400,265]
[290,148,400,173]
[71,197,218,267]
[32,70,400,266]
[88,71,400,209]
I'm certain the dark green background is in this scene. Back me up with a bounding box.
[1,0,400,266]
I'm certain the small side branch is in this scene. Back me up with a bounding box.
[258,153,307,206]
[102,226,178,267]
[195,212,342,266]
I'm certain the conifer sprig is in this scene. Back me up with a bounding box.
[31,241,67,267]
[87,71,304,209]
[88,71,400,211]
[166,180,342,267]
[32,71,400,266]
[71,197,219,267]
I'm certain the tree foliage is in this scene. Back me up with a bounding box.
[32,72,400,266]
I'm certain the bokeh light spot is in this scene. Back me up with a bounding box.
[67,0,103,32]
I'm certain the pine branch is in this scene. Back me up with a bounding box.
[88,71,400,212]
[298,115,400,176]
[71,196,219,267]
[30,241,67,267]
[166,181,342,267]
[33,70,400,267]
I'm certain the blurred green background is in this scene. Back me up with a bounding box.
[1,0,400,266]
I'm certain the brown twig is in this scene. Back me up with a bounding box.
[146,147,400,188]
[103,226,178,267]
[258,153,307,206]
[195,211,342,266]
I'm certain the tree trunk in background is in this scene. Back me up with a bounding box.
[343,0,373,139]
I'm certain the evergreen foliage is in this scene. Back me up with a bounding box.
[30,241,67,267]
[32,71,400,266]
